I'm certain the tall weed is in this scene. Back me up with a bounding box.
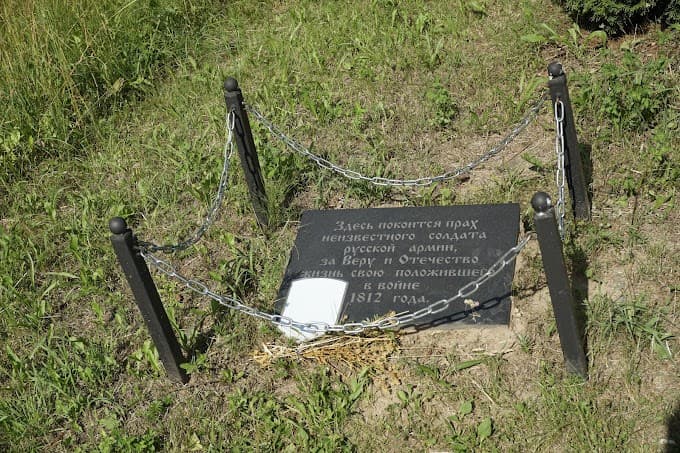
[0,0,220,182]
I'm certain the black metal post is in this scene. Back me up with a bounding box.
[224,77,269,229]
[109,217,189,384]
[548,62,591,221]
[532,192,588,378]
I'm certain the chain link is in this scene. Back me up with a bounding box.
[130,91,543,334]
[140,233,533,336]
[246,93,548,187]
[136,110,237,253]
[134,93,547,252]
[553,99,566,238]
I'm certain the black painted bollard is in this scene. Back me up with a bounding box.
[224,77,269,229]
[532,192,588,378]
[109,217,189,384]
[548,62,591,221]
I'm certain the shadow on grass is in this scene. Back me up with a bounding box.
[667,401,680,453]
[569,242,589,367]
[580,142,594,211]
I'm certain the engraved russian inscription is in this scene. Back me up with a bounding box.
[277,204,520,327]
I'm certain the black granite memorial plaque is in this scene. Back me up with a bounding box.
[276,204,520,329]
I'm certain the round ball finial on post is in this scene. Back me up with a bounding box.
[548,62,564,78]
[224,77,239,92]
[109,217,128,235]
[531,192,553,213]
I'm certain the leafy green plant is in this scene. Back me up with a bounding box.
[446,400,495,450]
[180,352,208,374]
[574,51,671,132]
[459,0,488,16]
[127,339,163,376]
[98,413,161,452]
[425,81,458,128]
[144,396,174,423]
[603,109,678,209]
[645,115,679,208]
[287,367,368,433]
[208,233,258,299]
[522,152,549,172]
[396,384,424,408]
[422,33,446,69]
[557,0,676,35]
[521,22,607,56]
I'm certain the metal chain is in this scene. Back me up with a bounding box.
[245,93,548,187]
[133,93,548,251]
[137,110,237,253]
[553,99,566,238]
[140,233,534,336]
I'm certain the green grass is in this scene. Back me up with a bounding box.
[0,0,222,183]
[1,0,679,450]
